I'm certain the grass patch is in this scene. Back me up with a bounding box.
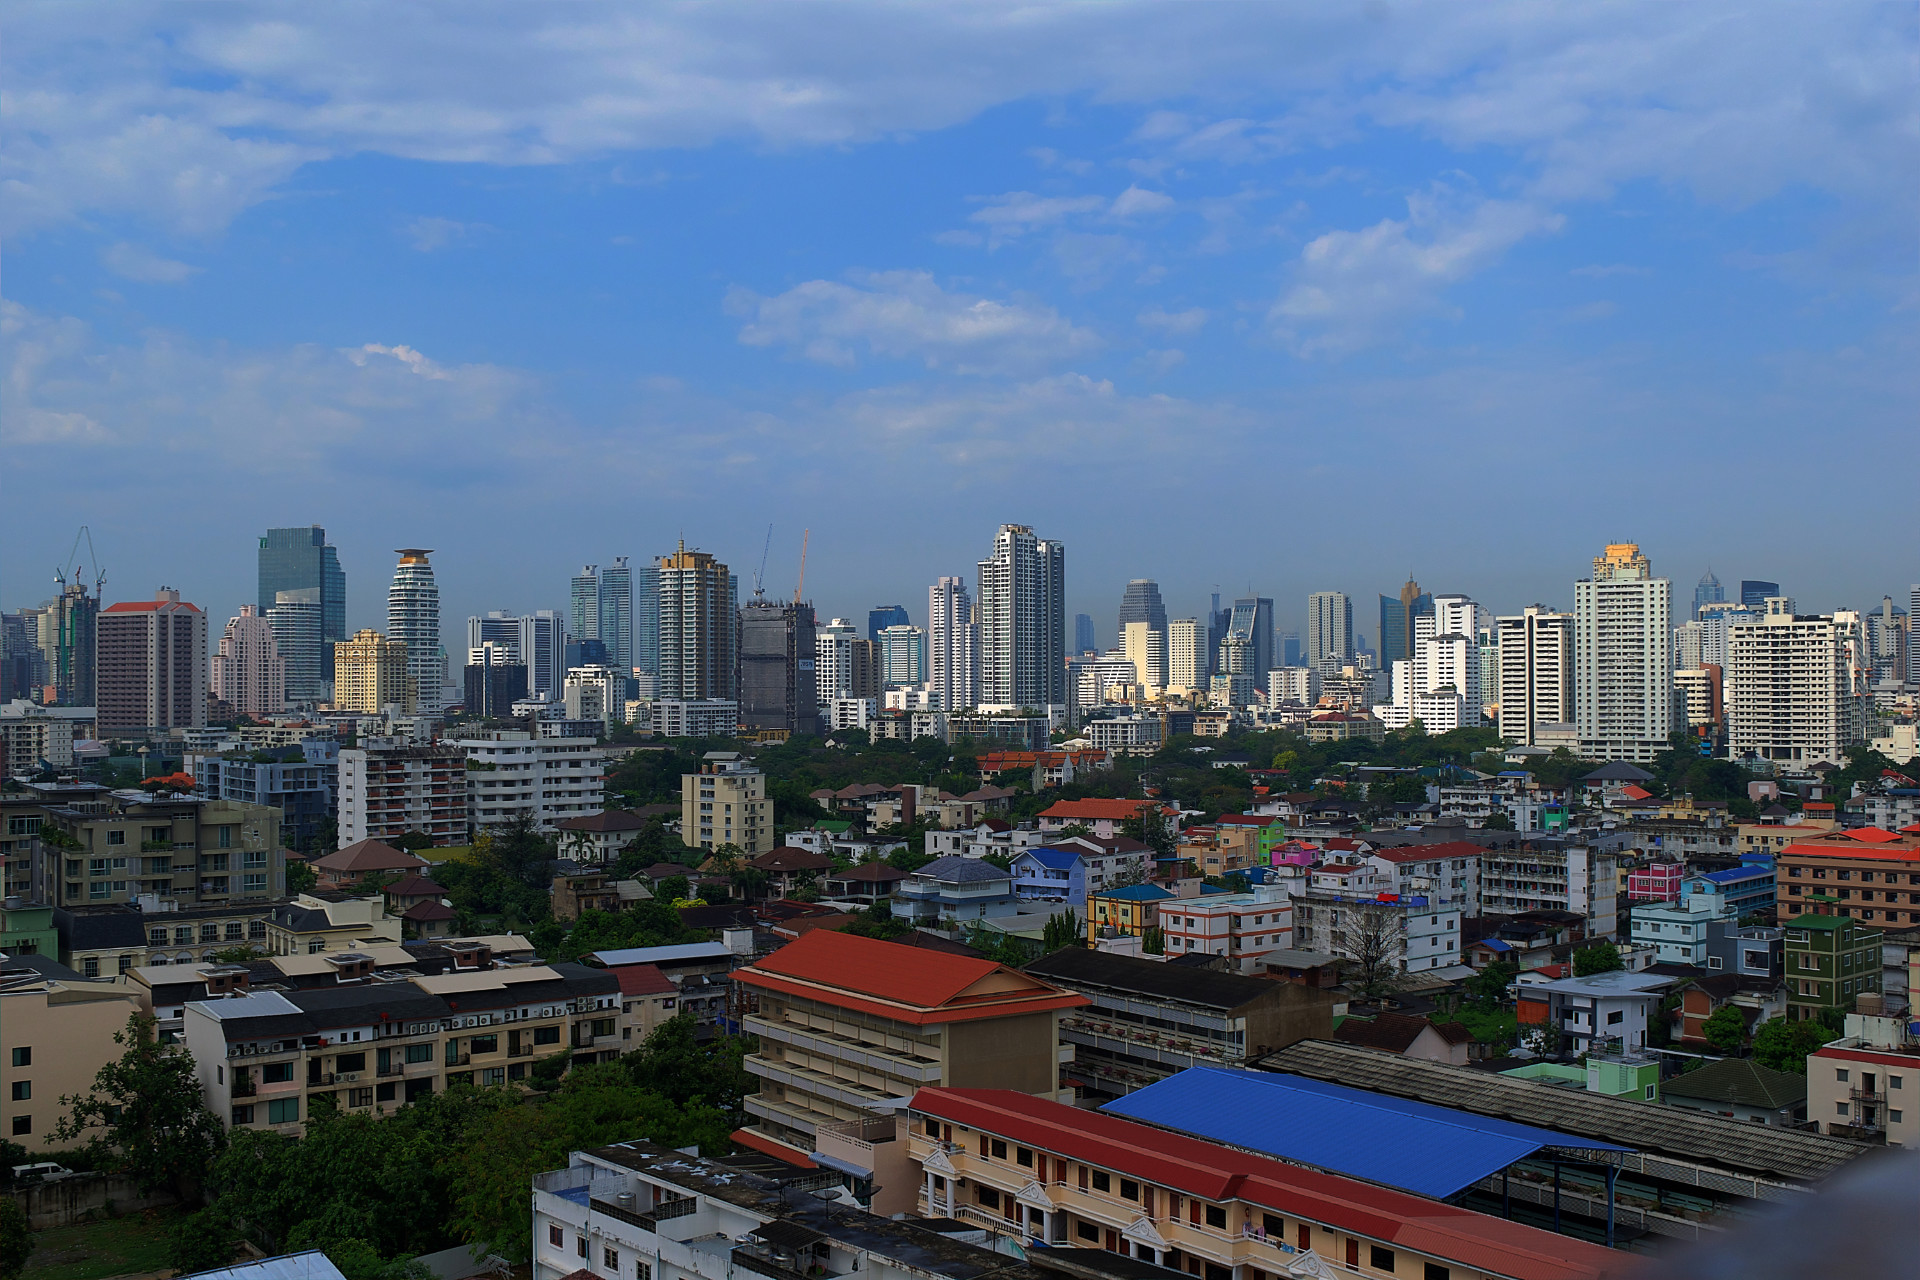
[1453,1006,1518,1048]
[23,1208,184,1280]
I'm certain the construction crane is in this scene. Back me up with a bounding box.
[751,523,773,600]
[792,529,809,606]
[54,525,105,595]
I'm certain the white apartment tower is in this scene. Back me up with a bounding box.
[876,624,928,687]
[1306,591,1353,672]
[1167,618,1203,693]
[1497,607,1574,746]
[816,617,861,700]
[1725,599,1868,765]
[1574,542,1673,763]
[1122,621,1168,696]
[976,524,1066,713]
[928,576,979,712]
[211,606,286,716]
[388,549,447,712]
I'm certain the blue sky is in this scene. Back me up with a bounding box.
[4,2,1915,646]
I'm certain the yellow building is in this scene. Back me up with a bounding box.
[0,963,145,1146]
[332,629,412,713]
[682,751,774,853]
[1086,884,1175,943]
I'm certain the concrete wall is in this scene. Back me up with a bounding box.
[9,1174,178,1230]
[943,1011,1059,1094]
[1242,982,1336,1058]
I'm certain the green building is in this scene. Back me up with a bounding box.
[0,900,59,958]
[1783,905,1881,1022]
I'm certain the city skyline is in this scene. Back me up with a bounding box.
[3,7,1911,632]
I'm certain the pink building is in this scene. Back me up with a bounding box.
[1627,860,1684,902]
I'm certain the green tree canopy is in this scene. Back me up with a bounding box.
[54,1013,226,1197]
[1752,1017,1832,1074]
[1701,1005,1749,1055]
[1572,942,1623,977]
[0,1198,32,1280]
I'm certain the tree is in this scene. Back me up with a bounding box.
[1752,1016,1832,1073]
[1572,942,1623,977]
[1041,910,1082,953]
[656,874,690,903]
[1481,811,1516,831]
[54,1013,226,1196]
[623,1015,756,1124]
[169,1210,238,1276]
[0,1198,32,1280]
[1702,1005,1749,1055]
[1333,903,1408,1000]
[1141,926,1165,956]
[1464,959,1519,1008]
[1121,807,1177,859]
[286,859,318,895]
[392,831,435,851]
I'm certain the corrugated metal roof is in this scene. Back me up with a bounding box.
[179,1250,347,1280]
[1261,1039,1866,1184]
[1101,1066,1624,1199]
[592,941,736,966]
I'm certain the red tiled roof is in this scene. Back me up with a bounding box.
[614,963,677,997]
[733,929,1086,1026]
[730,1127,817,1167]
[912,1089,1620,1280]
[385,874,448,896]
[556,809,652,832]
[1844,826,1904,843]
[1213,814,1282,828]
[401,900,456,921]
[102,599,202,613]
[1040,798,1159,821]
[1618,785,1653,800]
[750,847,834,872]
[830,862,908,883]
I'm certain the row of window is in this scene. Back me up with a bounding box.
[1789,866,1920,883]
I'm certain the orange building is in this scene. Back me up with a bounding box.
[1776,826,1920,928]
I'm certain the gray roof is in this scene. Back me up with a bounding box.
[1259,1039,1865,1185]
[1026,947,1282,1012]
[179,1251,347,1280]
[1581,761,1655,782]
[1661,1058,1808,1111]
[917,856,1011,884]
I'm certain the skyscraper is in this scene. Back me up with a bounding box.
[1911,585,1920,686]
[1074,613,1097,655]
[466,609,567,701]
[1575,542,1673,762]
[464,644,529,718]
[877,624,928,686]
[1118,580,1170,691]
[1279,631,1302,668]
[97,589,208,734]
[599,557,634,680]
[388,549,446,712]
[211,606,286,716]
[634,561,661,679]
[1497,607,1573,746]
[658,542,736,701]
[1227,597,1274,682]
[1167,618,1203,692]
[815,618,879,701]
[267,589,325,704]
[1725,599,1867,765]
[49,580,98,706]
[1740,580,1781,609]
[868,605,910,642]
[739,598,819,736]
[928,575,980,712]
[1379,577,1433,668]
[1693,569,1725,621]
[333,629,412,713]
[1205,594,1230,680]
[570,566,601,646]
[259,527,345,682]
[977,524,1066,712]
[1306,592,1353,672]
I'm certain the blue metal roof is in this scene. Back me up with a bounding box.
[1097,884,1173,901]
[1100,1066,1627,1199]
[1477,937,1514,952]
[1699,866,1770,884]
[1020,847,1081,870]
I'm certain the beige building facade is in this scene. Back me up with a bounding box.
[332,629,413,713]
[0,966,144,1145]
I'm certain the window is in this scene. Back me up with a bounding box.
[577,1238,588,1260]
[337,1052,366,1073]
[249,920,267,940]
[83,957,100,977]
[243,874,268,894]
[1120,1179,1139,1201]
[1090,1170,1110,1192]
[925,1118,941,1137]
[534,1026,561,1045]
[471,1034,498,1055]
[1370,1247,1395,1273]
[1891,1111,1903,1124]
[309,941,326,954]
[977,1187,1000,1210]
[232,1105,254,1125]
[1837,1102,1850,1117]
[1607,1010,1625,1025]
[10,1082,28,1101]
[9,1117,27,1136]
[262,1062,295,1083]
[550,1226,563,1248]
[148,927,168,946]
[1836,1069,1850,1083]
[405,1042,434,1064]
[1425,1266,1452,1280]
[377,1083,398,1102]
[1892,1077,1903,1090]
[1077,1223,1099,1243]
[1204,1205,1227,1229]
[990,1139,1007,1159]
[1078,1164,1089,1191]
[1263,1215,1284,1237]
[605,1248,619,1270]
[218,826,234,848]
[266,1098,300,1124]
[1016,1146,1034,1168]
[10,1048,27,1068]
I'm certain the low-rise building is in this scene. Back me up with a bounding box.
[893,857,1017,925]
[1365,841,1482,916]
[1333,1011,1475,1065]
[1153,889,1296,974]
[1783,909,1882,1021]
[1289,889,1462,975]
[730,929,1085,1167]
[189,745,336,852]
[1009,841,1151,911]
[1776,826,1920,928]
[1516,970,1672,1056]
[265,891,405,955]
[1680,864,1775,918]
[1035,799,1169,841]
[312,837,428,891]
[1085,883,1172,943]
[1660,1057,1807,1128]
[554,809,655,863]
[0,956,144,1145]
[1807,1019,1920,1145]
[1026,947,1332,1097]
[1478,841,1618,938]
[592,941,742,1032]
[1630,894,1736,966]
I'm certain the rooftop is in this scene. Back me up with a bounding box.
[1260,1039,1866,1184]
[1025,947,1288,1012]
[1660,1058,1807,1111]
[591,941,737,966]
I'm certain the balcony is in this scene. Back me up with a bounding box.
[232,1082,257,1098]
[1849,1085,1887,1102]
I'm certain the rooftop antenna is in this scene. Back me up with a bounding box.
[792,529,809,606]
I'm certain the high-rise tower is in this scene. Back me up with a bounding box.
[1574,542,1673,762]
[212,606,286,716]
[259,527,345,683]
[977,525,1065,712]
[1692,569,1725,621]
[388,549,446,712]
[1306,592,1354,673]
[928,576,980,712]
[658,542,736,701]
[1379,577,1433,668]
[1117,580,1169,691]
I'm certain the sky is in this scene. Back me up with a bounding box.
[4,2,1916,649]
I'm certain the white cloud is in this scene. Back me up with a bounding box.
[1137,306,1209,334]
[348,343,453,380]
[728,270,1099,374]
[968,192,1108,242]
[1108,185,1174,219]
[404,216,483,252]
[1272,192,1564,356]
[99,241,201,284]
[1571,263,1651,278]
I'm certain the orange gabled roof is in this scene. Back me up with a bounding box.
[1844,826,1904,843]
[733,929,1086,1026]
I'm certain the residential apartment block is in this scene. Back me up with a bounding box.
[332,629,414,714]
[1808,1022,1918,1146]
[96,589,208,735]
[682,752,773,853]
[453,730,606,832]
[1479,842,1619,937]
[1154,890,1296,974]
[1783,911,1881,1021]
[1026,948,1330,1097]
[0,958,144,1144]
[1776,828,1920,928]
[336,738,468,848]
[1289,889,1462,974]
[730,929,1085,1167]
[1365,841,1482,916]
[1573,542,1672,763]
[1724,599,1868,766]
[183,944,622,1132]
[906,1086,1622,1280]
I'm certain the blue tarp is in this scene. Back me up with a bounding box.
[1101,1066,1627,1199]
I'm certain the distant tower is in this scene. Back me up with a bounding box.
[388,550,445,712]
[1117,580,1169,690]
[928,576,980,712]
[1307,592,1353,672]
[657,541,736,701]
[976,524,1066,712]
[1693,569,1725,621]
[212,606,286,716]
[1379,577,1433,668]
[1074,613,1096,655]
[259,526,345,684]
[1575,542,1673,763]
